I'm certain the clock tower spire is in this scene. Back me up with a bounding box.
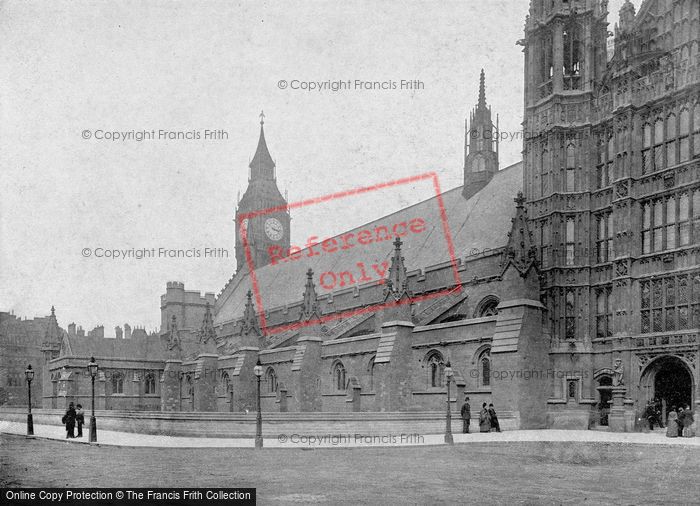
[235,113,290,272]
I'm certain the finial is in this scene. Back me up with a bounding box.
[259,110,265,126]
[306,268,314,280]
[51,305,55,316]
[393,237,403,251]
[246,289,253,301]
[478,69,486,109]
[514,191,525,208]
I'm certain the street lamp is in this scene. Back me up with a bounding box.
[87,357,98,443]
[25,365,34,436]
[444,361,454,445]
[253,359,263,449]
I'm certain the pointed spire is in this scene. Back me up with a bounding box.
[301,268,321,321]
[241,290,261,335]
[198,302,217,345]
[249,112,275,180]
[167,315,180,351]
[501,192,538,276]
[478,69,487,109]
[43,305,61,349]
[384,237,411,302]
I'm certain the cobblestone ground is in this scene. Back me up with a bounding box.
[2,434,699,504]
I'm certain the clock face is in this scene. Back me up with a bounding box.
[264,217,284,241]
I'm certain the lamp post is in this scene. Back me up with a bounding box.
[87,357,98,443]
[444,361,454,445]
[25,365,34,436]
[254,359,263,449]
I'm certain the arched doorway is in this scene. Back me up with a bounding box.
[640,355,694,422]
[596,376,612,426]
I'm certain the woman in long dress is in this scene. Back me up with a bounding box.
[666,410,678,438]
[479,403,491,433]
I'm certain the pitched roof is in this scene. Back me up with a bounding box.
[215,161,523,326]
[60,332,167,361]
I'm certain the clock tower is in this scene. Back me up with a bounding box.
[235,113,291,271]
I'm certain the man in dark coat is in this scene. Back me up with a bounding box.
[75,404,85,437]
[488,403,501,432]
[62,402,76,438]
[460,396,471,434]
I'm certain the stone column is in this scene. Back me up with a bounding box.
[160,359,182,412]
[373,320,416,412]
[231,347,260,413]
[194,354,219,412]
[292,336,323,412]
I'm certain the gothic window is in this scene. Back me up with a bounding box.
[541,148,549,197]
[641,281,651,333]
[641,191,696,254]
[567,380,577,400]
[679,193,690,246]
[565,289,576,340]
[565,143,576,192]
[665,278,676,331]
[566,217,575,266]
[596,287,613,338]
[653,200,664,251]
[112,372,124,394]
[478,348,491,388]
[265,367,278,394]
[679,108,690,162]
[596,212,613,263]
[641,275,693,333]
[666,114,677,167]
[667,196,677,248]
[597,133,614,188]
[540,219,550,268]
[221,371,231,393]
[539,32,554,97]
[642,203,652,254]
[563,21,582,89]
[654,117,665,171]
[475,296,500,317]
[426,351,444,388]
[333,362,346,391]
[144,372,156,395]
[642,123,653,174]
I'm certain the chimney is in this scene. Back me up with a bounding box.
[77,326,85,338]
[68,323,76,337]
[124,323,132,339]
[115,326,123,339]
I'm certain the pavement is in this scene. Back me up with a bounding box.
[1,420,698,448]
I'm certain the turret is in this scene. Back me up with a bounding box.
[463,70,499,199]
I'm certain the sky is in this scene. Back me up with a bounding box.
[0,0,631,333]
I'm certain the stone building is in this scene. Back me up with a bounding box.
[0,308,61,407]
[522,0,699,427]
[34,0,699,431]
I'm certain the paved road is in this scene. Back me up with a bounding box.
[1,420,698,448]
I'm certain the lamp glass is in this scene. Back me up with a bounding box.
[25,365,34,381]
[88,357,98,377]
[254,365,263,377]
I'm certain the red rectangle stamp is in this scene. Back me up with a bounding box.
[238,172,460,335]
